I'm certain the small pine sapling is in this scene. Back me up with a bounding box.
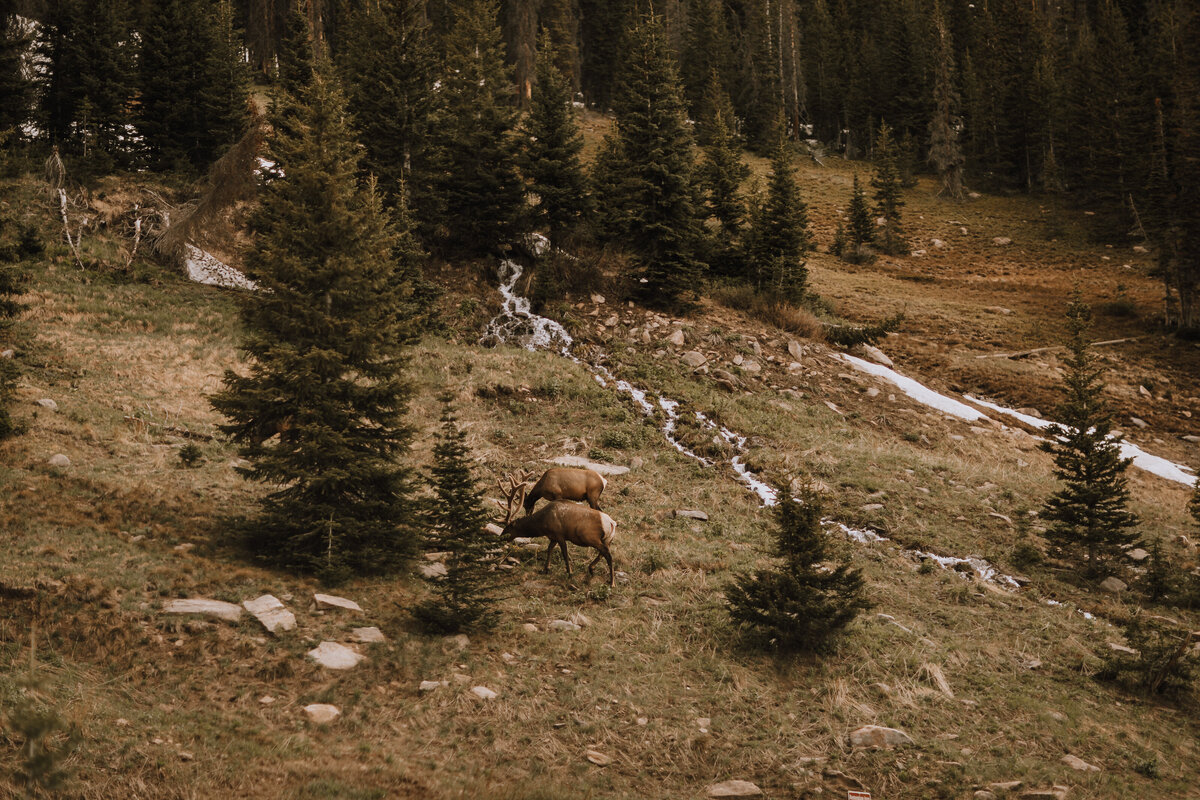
[842,173,875,263]
[412,393,503,634]
[725,486,871,653]
[871,123,909,256]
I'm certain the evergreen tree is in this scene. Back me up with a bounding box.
[589,131,633,241]
[0,11,33,138]
[139,0,248,172]
[412,393,503,634]
[698,76,749,275]
[521,30,592,247]
[0,211,35,440]
[337,0,435,199]
[725,487,871,653]
[748,126,810,301]
[681,0,732,119]
[836,172,874,263]
[1039,295,1139,575]
[927,3,964,200]
[210,62,419,584]
[871,122,908,256]
[578,0,633,108]
[609,11,704,309]
[276,6,314,96]
[420,0,526,255]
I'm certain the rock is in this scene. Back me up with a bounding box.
[173,543,194,553]
[987,781,1024,793]
[602,315,619,327]
[163,599,242,623]
[1139,385,1152,398]
[681,351,707,368]
[1125,548,1149,562]
[470,685,498,700]
[47,453,70,468]
[1183,435,1200,443]
[590,293,605,304]
[732,354,744,366]
[0,349,12,358]
[306,641,364,670]
[1107,643,1137,656]
[932,238,946,248]
[35,398,58,411]
[419,680,448,692]
[706,780,763,797]
[1133,245,1149,254]
[866,386,880,398]
[630,456,644,470]
[522,623,539,633]
[547,455,630,476]
[741,360,761,374]
[242,594,296,634]
[443,633,470,650]
[178,751,195,762]
[313,593,362,613]
[869,682,892,697]
[585,750,612,766]
[992,236,1013,246]
[1099,576,1127,593]
[712,368,741,387]
[849,725,913,749]
[1061,754,1099,772]
[351,626,385,643]
[975,793,998,800]
[302,704,341,724]
[860,503,884,512]
[568,612,591,627]
[485,522,504,536]
[667,329,685,347]
[969,191,982,199]
[419,562,448,579]
[1130,417,1149,429]
[788,340,803,360]
[673,509,709,521]
[1019,786,1069,800]
[548,619,581,632]
[258,696,275,705]
[858,344,894,367]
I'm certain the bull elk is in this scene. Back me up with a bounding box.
[523,467,607,514]
[498,471,619,587]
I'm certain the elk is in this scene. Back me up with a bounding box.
[523,467,607,514]
[498,472,619,587]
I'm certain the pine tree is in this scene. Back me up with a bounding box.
[927,3,964,200]
[420,0,526,256]
[0,211,35,440]
[871,122,908,256]
[681,0,732,119]
[698,76,749,275]
[589,131,633,241]
[276,6,314,96]
[337,0,435,200]
[139,0,247,172]
[412,393,503,634]
[210,62,419,584]
[748,125,810,301]
[840,173,874,263]
[521,30,592,247]
[0,11,33,138]
[608,11,703,309]
[725,487,871,653]
[1039,294,1139,575]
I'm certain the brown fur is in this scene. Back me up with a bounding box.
[503,501,618,587]
[523,467,606,514]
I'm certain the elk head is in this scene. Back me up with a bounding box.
[496,468,535,530]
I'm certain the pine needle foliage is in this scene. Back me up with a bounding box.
[412,393,503,634]
[725,487,871,654]
[871,123,909,256]
[748,126,811,301]
[1040,295,1139,574]
[0,211,33,440]
[836,173,875,264]
[698,75,749,275]
[210,63,419,584]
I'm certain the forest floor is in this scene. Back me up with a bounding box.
[0,129,1198,800]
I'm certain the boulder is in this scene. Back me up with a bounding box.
[707,780,763,797]
[306,641,364,670]
[314,593,363,613]
[470,685,498,700]
[858,344,894,368]
[681,351,707,368]
[163,598,242,623]
[1061,754,1099,772]
[848,725,913,749]
[1099,576,1127,593]
[242,594,296,634]
[673,509,709,521]
[546,455,630,476]
[667,329,685,347]
[1130,417,1149,429]
[302,704,341,724]
[485,522,504,536]
[351,626,385,643]
[35,398,58,411]
[48,453,71,468]
[788,340,803,360]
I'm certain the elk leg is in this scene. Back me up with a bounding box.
[559,540,572,575]
[542,542,555,573]
[587,492,601,511]
[605,550,614,587]
[586,551,602,575]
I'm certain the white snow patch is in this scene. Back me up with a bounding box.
[184,245,257,290]
[838,353,989,421]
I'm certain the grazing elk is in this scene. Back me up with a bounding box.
[497,472,619,587]
[523,467,607,514]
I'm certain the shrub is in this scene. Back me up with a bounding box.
[824,313,905,348]
[1100,611,1198,696]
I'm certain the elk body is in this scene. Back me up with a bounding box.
[524,467,606,514]
[502,501,619,587]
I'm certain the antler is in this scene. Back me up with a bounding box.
[496,468,535,526]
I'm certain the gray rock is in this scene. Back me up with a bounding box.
[1107,642,1137,656]
[1133,245,1149,254]
[630,456,644,470]
[548,619,581,632]
[485,522,504,536]
[1183,435,1200,443]
[681,350,707,368]
[1099,576,1128,593]
[707,780,763,797]
[419,562,448,579]
[931,238,946,248]
[302,704,341,724]
[859,344,894,368]
[1130,417,1149,429]
[602,315,619,327]
[667,329,685,347]
[860,503,884,512]
[848,725,913,749]
[993,236,1013,246]
[470,685,498,700]
[1126,548,1149,562]
[48,453,70,468]
[674,509,709,521]
[0,349,12,359]
[866,387,880,398]
[443,633,471,650]
[351,626,385,643]
[1018,786,1069,799]
[163,598,242,623]
[419,680,448,692]
[547,455,630,476]
[975,793,998,800]
[307,641,364,670]
[242,594,296,634]
[1061,754,1099,772]
[35,398,58,411]
[741,360,761,374]
[314,593,362,613]
[788,340,803,360]
[987,781,1024,793]
[585,749,612,766]
[590,293,605,304]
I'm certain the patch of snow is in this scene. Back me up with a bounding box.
[184,245,257,291]
[838,354,989,422]
[481,260,573,352]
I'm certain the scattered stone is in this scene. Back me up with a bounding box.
[35,398,58,411]
[419,680,448,692]
[602,315,619,327]
[741,360,761,374]
[419,562,448,579]
[548,619,581,632]
[242,594,296,634]
[351,627,385,644]
[1099,576,1128,593]
[173,543,195,553]
[470,685,498,700]
[306,641,364,670]
[1130,417,1149,429]
[931,238,946,248]
[0,349,12,358]
[1107,643,1137,656]
[163,599,242,623]
[667,329,685,347]
[630,456,644,470]
[47,453,70,468]
[568,612,591,627]
[1183,435,1200,443]
[681,351,707,368]
[443,633,470,650]
[590,294,605,304]
[975,793,997,800]
[179,751,195,762]
[707,780,763,797]
[1061,754,1098,772]
[636,717,648,725]
[547,455,630,476]
[788,340,803,360]
[1133,245,1148,254]
[866,386,880,398]
[673,509,709,521]
[849,725,913,749]
[259,696,275,705]
[522,623,539,633]
[302,704,341,724]
[1126,548,1149,562]
[860,503,884,512]
[858,344,894,368]
[987,781,1023,793]
[1019,786,1069,800]
[314,593,362,613]
[1139,385,1152,398]
[585,750,612,766]
[988,512,1013,524]
[992,236,1012,246]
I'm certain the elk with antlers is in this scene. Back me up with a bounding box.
[523,467,607,514]
[497,470,619,587]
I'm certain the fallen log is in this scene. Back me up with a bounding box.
[976,337,1140,360]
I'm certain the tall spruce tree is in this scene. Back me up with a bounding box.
[748,125,810,301]
[0,10,32,139]
[210,62,419,583]
[421,0,526,255]
[412,393,502,634]
[871,122,908,256]
[521,30,592,247]
[1039,294,1139,574]
[835,173,874,263]
[725,486,871,653]
[927,3,964,200]
[698,76,749,276]
[609,11,704,309]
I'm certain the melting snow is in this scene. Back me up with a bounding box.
[184,245,257,290]
[838,353,989,422]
